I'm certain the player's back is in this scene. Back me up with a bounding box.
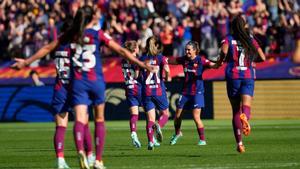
[70,28,111,83]
[139,54,167,96]
[121,59,141,96]
[223,35,259,79]
[53,43,72,91]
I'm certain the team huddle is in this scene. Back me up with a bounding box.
[11,5,265,169]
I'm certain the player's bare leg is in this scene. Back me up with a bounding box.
[192,108,206,145]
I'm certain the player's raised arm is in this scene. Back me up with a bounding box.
[214,39,229,68]
[107,39,156,73]
[11,40,59,69]
[252,38,266,62]
[163,57,171,82]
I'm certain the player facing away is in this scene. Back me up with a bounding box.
[139,36,171,150]
[11,17,95,169]
[63,6,155,169]
[168,41,218,146]
[121,40,142,148]
[217,15,265,153]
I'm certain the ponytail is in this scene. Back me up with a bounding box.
[60,5,94,44]
[230,15,258,61]
[145,36,163,56]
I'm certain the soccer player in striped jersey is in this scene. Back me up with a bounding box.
[139,36,171,150]
[121,40,142,148]
[217,15,265,153]
[11,17,96,169]
[168,41,217,146]
[62,6,155,169]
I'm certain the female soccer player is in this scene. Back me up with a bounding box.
[63,6,155,169]
[217,15,265,153]
[11,17,95,169]
[121,40,142,148]
[139,36,171,150]
[168,41,217,146]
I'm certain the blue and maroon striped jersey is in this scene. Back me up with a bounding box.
[54,43,71,90]
[70,29,111,82]
[139,54,168,96]
[121,59,141,96]
[177,55,210,95]
[222,35,260,79]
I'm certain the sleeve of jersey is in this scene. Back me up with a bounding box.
[161,56,169,66]
[201,56,211,67]
[98,30,112,46]
[221,37,229,45]
[252,38,260,49]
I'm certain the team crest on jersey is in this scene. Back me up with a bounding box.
[83,36,90,43]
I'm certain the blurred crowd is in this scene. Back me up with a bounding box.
[1,0,300,65]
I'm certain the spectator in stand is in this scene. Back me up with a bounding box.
[228,0,243,19]
[171,16,184,57]
[292,22,300,63]
[253,16,267,52]
[139,19,153,49]
[180,17,192,56]
[1,0,300,62]
[160,22,174,57]
[123,22,140,42]
[267,0,278,22]
[0,22,10,61]
[30,70,45,86]
[216,2,229,43]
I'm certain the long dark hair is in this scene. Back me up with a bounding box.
[60,15,73,34]
[230,15,258,61]
[145,36,163,56]
[60,5,94,44]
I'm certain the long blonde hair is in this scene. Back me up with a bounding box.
[145,36,163,56]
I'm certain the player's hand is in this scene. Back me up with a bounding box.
[165,76,172,82]
[10,58,27,70]
[144,62,158,73]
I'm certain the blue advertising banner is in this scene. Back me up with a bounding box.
[0,81,214,122]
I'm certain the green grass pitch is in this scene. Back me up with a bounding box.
[0,120,299,169]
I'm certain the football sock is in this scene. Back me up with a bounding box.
[158,112,169,128]
[197,127,205,141]
[74,121,85,152]
[174,117,182,135]
[54,126,66,158]
[232,110,242,144]
[146,121,155,143]
[95,121,106,161]
[242,105,251,120]
[130,114,138,133]
[84,123,93,155]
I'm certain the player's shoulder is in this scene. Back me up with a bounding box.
[85,28,98,34]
